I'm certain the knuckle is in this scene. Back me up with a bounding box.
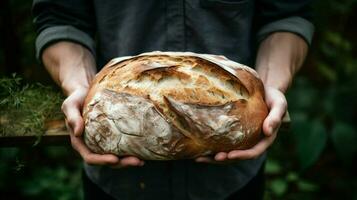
[61,95,79,112]
[270,116,281,125]
[61,98,74,114]
[280,99,288,110]
[275,96,287,107]
[66,116,75,124]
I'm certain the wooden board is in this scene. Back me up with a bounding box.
[0,112,291,147]
[0,120,69,146]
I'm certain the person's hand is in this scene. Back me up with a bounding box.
[195,32,308,164]
[195,86,287,164]
[62,86,145,168]
[41,41,144,168]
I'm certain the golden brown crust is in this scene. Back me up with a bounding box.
[83,52,268,160]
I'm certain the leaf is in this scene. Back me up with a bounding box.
[286,172,299,182]
[287,77,318,112]
[325,31,352,51]
[292,120,328,169]
[265,159,282,174]
[297,180,319,192]
[331,122,357,164]
[317,61,337,82]
[270,179,288,196]
[322,87,337,116]
[332,88,357,122]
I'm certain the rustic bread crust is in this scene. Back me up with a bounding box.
[83,51,268,160]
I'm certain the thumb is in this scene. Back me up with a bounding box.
[263,88,287,136]
[65,107,84,136]
[62,90,87,137]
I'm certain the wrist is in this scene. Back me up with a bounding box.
[42,42,96,96]
[255,32,308,94]
[59,63,95,96]
[257,66,293,94]
[61,81,90,96]
[263,77,291,94]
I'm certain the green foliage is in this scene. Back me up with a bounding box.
[331,122,357,164]
[0,147,82,200]
[292,119,328,170]
[270,179,288,196]
[264,1,357,199]
[21,166,82,200]
[0,74,64,140]
[288,34,357,169]
[265,159,320,199]
[284,0,357,170]
[0,76,78,199]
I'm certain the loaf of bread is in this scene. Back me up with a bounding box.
[83,52,268,160]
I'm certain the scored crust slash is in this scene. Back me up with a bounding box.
[82,51,268,160]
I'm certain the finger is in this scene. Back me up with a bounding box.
[227,131,277,160]
[195,156,215,163]
[70,134,119,165]
[214,152,227,161]
[263,91,287,136]
[120,156,144,166]
[63,104,84,136]
[62,92,87,136]
[111,157,145,168]
[263,104,285,136]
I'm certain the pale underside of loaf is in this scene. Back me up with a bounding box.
[83,52,266,160]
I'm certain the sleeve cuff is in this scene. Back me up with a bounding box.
[35,25,95,60]
[257,16,315,46]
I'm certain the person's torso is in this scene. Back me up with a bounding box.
[93,0,255,68]
[86,1,265,200]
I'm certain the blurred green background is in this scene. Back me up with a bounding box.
[0,0,356,199]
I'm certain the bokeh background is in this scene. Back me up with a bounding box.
[0,0,356,199]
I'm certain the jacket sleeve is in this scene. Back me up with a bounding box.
[254,0,315,45]
[32,0,96,60]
